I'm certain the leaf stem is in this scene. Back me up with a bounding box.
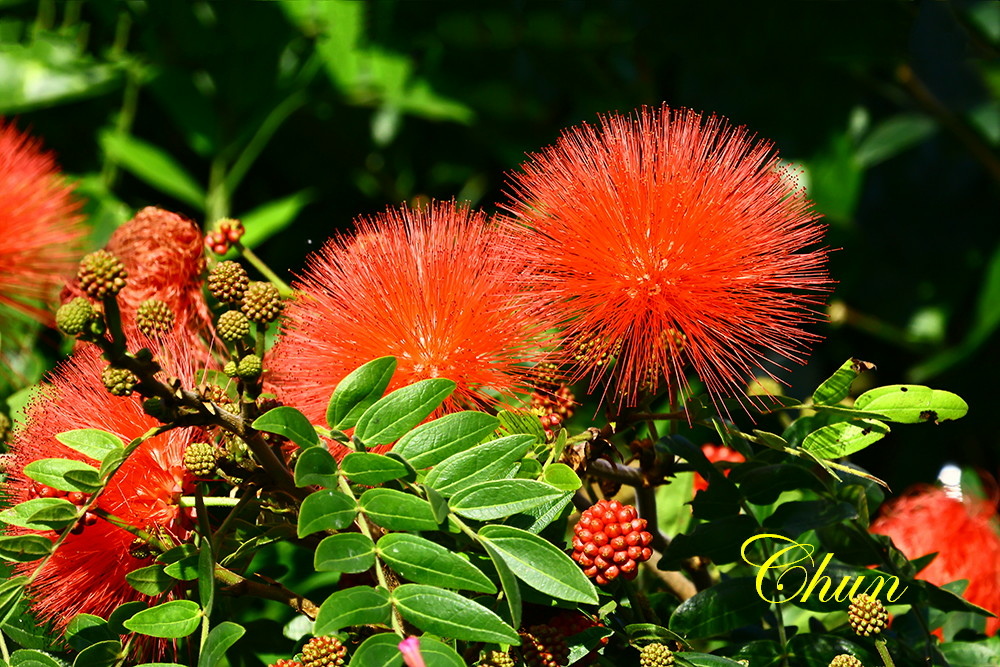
[875,637,896,667]
[235,241,292,297]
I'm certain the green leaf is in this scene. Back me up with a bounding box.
[359,489,439,531]
[481,540,522,629]
[762,500,858,540]
[315,533,376,573]
[392,584,519,643]
[414,637,465,667]
[107,601,148,635]
[669,578,770,639]
[449,479,568,521]
[733,463,826,505]
[377,533,496,593]
[197,622,245,667]
[424,434,535,497]
[294,447,339,488]
[122,600,202,638]
[326,357,397,430]
[800,419,890,459]
[100,131,206,208]
[23,458,101,493]
[297,490,358,538]
[477,525,598,604]
[348,633,403,667]
[625,623,687,645]
[496,409,547,441]
[162,553,200,580]
[9,649,65,667]
[355,379,456,446]
[198,540,215,616]
[786,633,874,667]
[252,406,319,448]
[71,640,123,667]
[341,452,409,485]
[659,516,759,569]
[0,535,53,562]
[939,640,1000,667]
[855,113,936,168]
[853,385,969,424]
[239,189,315,249]
[541,463,582,491]
[65,614,114,652]
[676,653,746,666]
[125,565,174,596]
[314,586,391,635]
[55,429,124,462]
[392,411,499,468]
[0,498,79,531]
[99,449,127,481]
[0,576,27,626]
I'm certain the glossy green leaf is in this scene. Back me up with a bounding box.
[55,429,124,462]
[125,565,174,596]
[71,640,123,667]
[392,411,499,468]
[99,448,127,481]
[23,458,101,493]
[294,447,339,488]
[377,533,496,593]
[477,525,598,604]
[481,540,522,629]
[162,554,199,581]
[107,601,148,635]
[541,463,582,490]
[392,584,519,643]
[507,491,575,534]
[315,533,376,573]
[424,434,534,497]
[854,385,969,424]
[341,452,409,485]
[449,479,568,521]
[668,577,769,639]
[800,419,890,459]
[0,534,53,562]
[197,622,245,667]
[297,490,358,538]
[122,600,202,638]
[327,357,397,430]
[252,406,319,448]
[9,649,64,667]
[414,637,465,667]
[496,409,546,440]
[65,614,114,651]
[659,515,759,569]
[100,131,205,208]
[0,498,79,531]
[812,358,875,406]
[314,586,391,635]
[939,641,1000,667]
[355,379,456,446]
[625,623,687,645]
[0,577,27,626]
[359,489,439,531]
[348,633,402,667]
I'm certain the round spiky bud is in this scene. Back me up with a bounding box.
[128,538,154,560]
[520,625,568,667]
[241,281,283,323]
[56,297,96,336]
[480,650,515,667]
[237,354,263,379]
[571,499,654,585]
[102,366,137,396]
[301,635,348,667]
[78,249,127,299]
[184,442,217,477]
[223,360,238,378]
[848,594,888,637]
[218,309,251,342]
[208,261,250,304]
[639,643,675,667]
[829,656,864,667]
[136,298,175,336]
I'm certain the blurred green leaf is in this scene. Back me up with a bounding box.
[239,189,315,249]
[855,113,936,168]
[99,130,206,209]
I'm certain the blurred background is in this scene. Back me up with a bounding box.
[1,0,998,492]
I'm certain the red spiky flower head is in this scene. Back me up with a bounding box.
[0,119,84,325]
[503,105,831,408]
[4,329,213,658]
[269,201,559,452]
[870,485,1000,636]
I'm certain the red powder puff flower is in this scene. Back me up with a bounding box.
[870,485,1000,636]
[62,206,212,343]
[693,443,745,493]
[0,120,84,326]
[268,201,559,455]
[4,329,215,658]
[502,105,831,409]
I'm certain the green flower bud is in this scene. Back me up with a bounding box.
[848,594,888,637]
[207,261,249,304]
[78,250,127,299]
[102,365,137,396]
[183,442,217,477]
[241,281,283,323]
[237,354,263,379]
[639,643,675,667]
[218,310,251,342]
[136,299,175,336]
[55,297,96,336]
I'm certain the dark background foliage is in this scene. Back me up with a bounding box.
[2,0,998,491]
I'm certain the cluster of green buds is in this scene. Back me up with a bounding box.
[55,297,105,339]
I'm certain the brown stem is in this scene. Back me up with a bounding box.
[214,564,320,619]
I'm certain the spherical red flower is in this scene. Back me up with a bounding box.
[4,329,214,658]
[502,105,831,408]
[62,206,212,343]
[0,120,84,326]
[571,499,653,585]
[693,443,746,493]
[870,485,1000,635]
[268,201,560,455]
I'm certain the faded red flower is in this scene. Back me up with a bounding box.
[870,485,1000,636]
[269,201,558,454]
[502,105,831,408]
[4,329,214,657]
[0,120,84,326]
[62,206,212,342]
[693,443,745,493]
